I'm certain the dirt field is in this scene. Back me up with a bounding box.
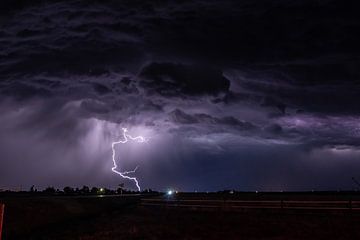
[1,193,360,240]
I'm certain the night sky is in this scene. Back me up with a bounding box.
[1,0,360,192]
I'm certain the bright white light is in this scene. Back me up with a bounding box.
[167,190,173,195]
[111,128,147,191]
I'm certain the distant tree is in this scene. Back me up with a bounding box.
[43,187,56,194]
[104,188,115,194]
[91,187,99,194]
[81,185,90,194]
[63,186,74,194]
[30,185,35,192]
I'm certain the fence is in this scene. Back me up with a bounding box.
[141,198,360,211]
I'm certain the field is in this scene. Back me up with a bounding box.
[1,192,360,240]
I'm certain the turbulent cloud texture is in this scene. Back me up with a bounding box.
[0,0,360,191]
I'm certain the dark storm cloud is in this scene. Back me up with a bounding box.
[139,62,230,96]
[1,82,53,99]
[225,63,360,114]
[92,83,111,95]
[80,99,110,114]
[169,109,256,131]
[0,0,360,191]
[0,0,145,79]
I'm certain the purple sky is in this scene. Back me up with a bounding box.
[0,0,360,191]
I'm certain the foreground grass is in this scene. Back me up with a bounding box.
[1,194,360,239]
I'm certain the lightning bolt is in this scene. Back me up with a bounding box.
[111,128,146,191]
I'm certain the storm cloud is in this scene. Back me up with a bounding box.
[0,0,360,191]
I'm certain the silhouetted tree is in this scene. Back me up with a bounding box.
[63,186,74,194]
[104,188,115,194]
[43,187,56,194]
[81,185,90,194]
[91,187,99,194]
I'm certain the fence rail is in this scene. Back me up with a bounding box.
[141,199,360,211]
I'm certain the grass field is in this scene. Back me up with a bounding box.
[1,192,360,239]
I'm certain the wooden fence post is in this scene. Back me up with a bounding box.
[0,204,4,240]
